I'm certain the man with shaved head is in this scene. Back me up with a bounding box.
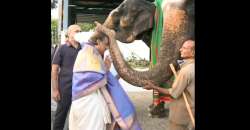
[52,24,82,130]
[144,40,195,130]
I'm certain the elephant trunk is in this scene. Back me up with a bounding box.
[94,3,193,87]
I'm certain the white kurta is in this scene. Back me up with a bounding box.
[69,89,111,130]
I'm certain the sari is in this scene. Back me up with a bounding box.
[69,43,141,130]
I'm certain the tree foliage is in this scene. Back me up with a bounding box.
[51,19,59,45]
[126,52,150,68]
[78,23,95,31]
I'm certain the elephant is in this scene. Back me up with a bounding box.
[91,0,194,87]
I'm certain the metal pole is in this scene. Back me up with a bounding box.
[63,0,68,32]
[58,0,62,44]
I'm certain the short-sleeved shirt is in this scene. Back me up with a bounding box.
[52,42,81,94]
[169,59,195,125]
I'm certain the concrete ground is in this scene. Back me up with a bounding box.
[127,91,169,130]
[51,78,169,130]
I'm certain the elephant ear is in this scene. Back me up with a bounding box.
[136,29,153,47]
[132,9,154,40]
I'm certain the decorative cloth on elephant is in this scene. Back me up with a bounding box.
[69,43,141,130]
[150,0,173,105]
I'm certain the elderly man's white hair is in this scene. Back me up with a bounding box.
[67,24,81,35]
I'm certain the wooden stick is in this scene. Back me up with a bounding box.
[169,64,195,127]
[169,64,178,88]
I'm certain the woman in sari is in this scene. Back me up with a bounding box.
[69,30,141,130]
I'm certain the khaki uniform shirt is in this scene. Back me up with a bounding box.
[169,59,195,125]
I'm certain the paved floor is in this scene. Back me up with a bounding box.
[51,77,169,130]
[128,91,169,130]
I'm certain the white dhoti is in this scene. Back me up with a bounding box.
[69,89,111,130]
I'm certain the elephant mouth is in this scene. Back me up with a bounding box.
[125,33,135,43]
[115,30,136,43]
[116,30,150,43]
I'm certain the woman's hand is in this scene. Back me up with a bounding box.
[104,56,111,71]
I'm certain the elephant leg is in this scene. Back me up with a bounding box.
[149,76,175,118]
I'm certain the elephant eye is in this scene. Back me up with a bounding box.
[112,12,119,17]
[120,4,125,8]
[113,26,119,32]
[131,7,137,12]
[120,4,127,10]
[130,10,140,17]
[130,7,142,16]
